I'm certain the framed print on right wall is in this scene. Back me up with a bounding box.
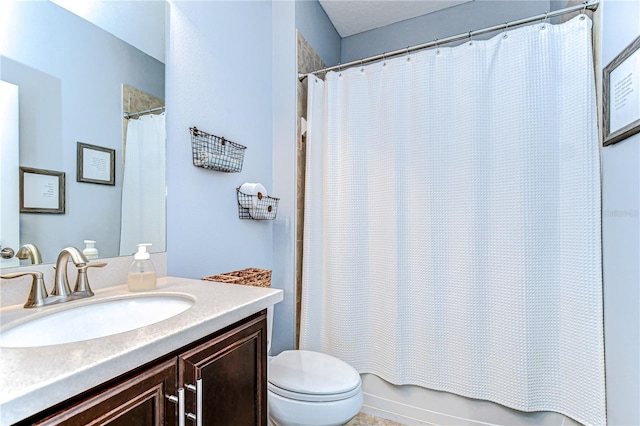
[603,35,640,146]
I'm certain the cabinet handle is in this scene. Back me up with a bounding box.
[185,379,203,426]
[167,388,186,426]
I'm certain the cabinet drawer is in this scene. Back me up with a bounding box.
[35,359,177,426]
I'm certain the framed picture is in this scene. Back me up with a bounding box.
[77,142,115,185]
[603,35,640,146]
[20,167,65,214]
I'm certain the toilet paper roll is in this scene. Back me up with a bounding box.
[250,204,274,220]
[239,183,256,208]
[194,151,224,168]
[239,183,268,208]
[253,183,267,208]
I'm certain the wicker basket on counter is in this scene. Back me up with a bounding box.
[202,268,271,288]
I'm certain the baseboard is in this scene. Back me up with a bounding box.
[361,391,496,426]
[359,374,577,426]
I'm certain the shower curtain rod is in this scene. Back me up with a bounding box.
[298,0,599,80]
[123,105,165,119]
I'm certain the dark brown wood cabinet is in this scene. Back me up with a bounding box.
[179,312,267,426]
[35,360,178,426]
[20,311,267,426]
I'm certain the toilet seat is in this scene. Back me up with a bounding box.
[268,381,361,402]
[268,350,361,403]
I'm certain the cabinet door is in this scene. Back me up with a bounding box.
[35,359,177,426]
[179,312,267,426]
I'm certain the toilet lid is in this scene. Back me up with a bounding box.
[268,350,361,397]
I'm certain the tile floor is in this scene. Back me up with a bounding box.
[346,412,405,425]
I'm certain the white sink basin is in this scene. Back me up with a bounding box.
[0,295,194,348]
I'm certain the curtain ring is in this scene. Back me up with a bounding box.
[435,38,440,55]
[360,58,364,72]
[468,31,473,45]
[503,22,509,39]
[541,11,548,29]
[406,46,411,61]
[580,1,587,19]
[382,52,387,66]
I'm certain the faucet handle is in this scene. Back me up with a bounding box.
[1,271,48,308]
[74,262,107,297]
[52,247,88,298]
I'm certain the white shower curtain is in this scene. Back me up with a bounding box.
[120,113,166,256]
[301,15,604,426]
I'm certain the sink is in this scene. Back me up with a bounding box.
[0,295,194,348]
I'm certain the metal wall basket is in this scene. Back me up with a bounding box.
[190,127,246,173]
[236,187,279,220]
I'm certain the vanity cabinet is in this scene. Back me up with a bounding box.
[179,312,267,425]
[33,360,178,426]
[22,311,267,426]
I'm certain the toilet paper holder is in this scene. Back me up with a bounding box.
[236,187,279,220]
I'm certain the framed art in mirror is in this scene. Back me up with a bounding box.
[603,35,640,146]
[77,142,116,185]
[19,167,65,214]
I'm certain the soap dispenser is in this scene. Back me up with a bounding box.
[83,240,99,260]
[127,243,156,292]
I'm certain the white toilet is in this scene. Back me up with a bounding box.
[267,308,363,426]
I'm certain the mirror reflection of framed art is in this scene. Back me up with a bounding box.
[20,167,65,214]
[77,142,116,186]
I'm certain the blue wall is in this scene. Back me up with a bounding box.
[601,1,640,424]
[166,1,273,280]
[295,0,341,67]
[271,0,298,354]
[341,0,550,63]
[166,0,339,355]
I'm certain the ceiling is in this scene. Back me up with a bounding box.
[319,0,472,38]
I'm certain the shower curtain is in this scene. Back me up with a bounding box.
[300,15,604,426]
[120,113,166,256]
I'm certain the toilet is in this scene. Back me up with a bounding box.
[267,308,363,426]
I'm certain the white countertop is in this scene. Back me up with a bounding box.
[0,276,283,425]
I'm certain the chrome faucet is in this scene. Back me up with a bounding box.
[0,271,49,308]
[16,243,43,265]
[0,246,106,308]
[74,262,107,297]
[53,247,89,297]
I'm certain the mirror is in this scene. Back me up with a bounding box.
[0,1,166,265]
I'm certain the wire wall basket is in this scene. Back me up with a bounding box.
[190,126,246,173]
[236,187,279,220]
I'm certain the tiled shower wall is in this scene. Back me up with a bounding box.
[122,84,164,156]
[295,31,325,347]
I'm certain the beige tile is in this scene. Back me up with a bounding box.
[347,412,406,426]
